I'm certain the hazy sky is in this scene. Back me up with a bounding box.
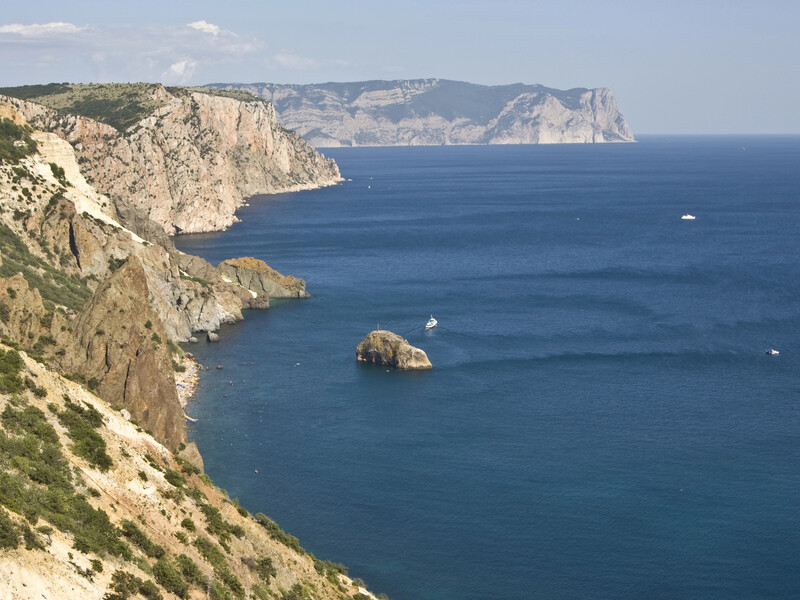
[1,0,798,134]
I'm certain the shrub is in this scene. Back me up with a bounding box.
[255,556,276,582]
[175,553,204,586]
[0,509,18,549]
[57,400,112,471]
[0,348,25,394]
[180,517,196,532]
[119,520,165,558]
[153,558,188,598]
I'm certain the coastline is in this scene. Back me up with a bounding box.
[175,353,200,409]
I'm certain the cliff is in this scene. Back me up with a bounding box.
[1,84,342,234]
[0,345,379,600]
[0,95,381,599]
[208,79,634,147]
[218,257,310,302]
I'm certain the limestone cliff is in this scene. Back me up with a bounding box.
[210,79,634,146]
[2,84,342,234]
[356,330,433,370]
[218,256,310,303]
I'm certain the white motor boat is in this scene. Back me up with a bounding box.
[766,348,779,356]
[425,315,437,329]
[681,214,696,220]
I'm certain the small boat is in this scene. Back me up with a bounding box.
[425,315,438,329]
[183,413,198,423]
[766,348,779,356]
[681,214,696,220]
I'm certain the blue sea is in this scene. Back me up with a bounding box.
[174,136,800,600]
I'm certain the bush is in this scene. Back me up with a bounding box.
[255,556,276,582]
[153,558,188,598]
[0,348,25,394]
[0,509,18,549]
[175,553,205,586]
[0,118,38,164]
[119,520,165,558]
[57,400,112,471]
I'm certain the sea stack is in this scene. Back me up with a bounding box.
[356,330,433,370]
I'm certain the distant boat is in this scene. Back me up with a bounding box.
[681,214,696,220]
[766,348,780,356]
[425,315,438,329]
[184,413,198,423]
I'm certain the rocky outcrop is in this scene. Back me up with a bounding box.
[210,79,634,146]
[3,85,342,234]
[218,257,310,304]
[58,259,186,451]
[356,330,433,370]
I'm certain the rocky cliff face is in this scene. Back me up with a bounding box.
[356,330,433,370]
[3,85,342,234]
[59,259,186,451]
[210,79,634,146]
[218,256,310,303]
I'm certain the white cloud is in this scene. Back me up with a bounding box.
[187,21,220,36]
[161,59,197,85]
[0,22,84,36]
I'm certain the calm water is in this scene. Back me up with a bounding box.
[174,137,800,600]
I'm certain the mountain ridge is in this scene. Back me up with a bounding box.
[208,78,634,147]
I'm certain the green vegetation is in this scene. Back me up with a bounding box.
[57,399,113,471]
[104,569,164,600]
[153,557,189,598]
[175,554,204,586]
[49,162,69,186]
[0,348,25,394]
[254,556,277,582]
[255,512,304,554]
[0,508,18,548]
[0,398,132,559]
[120,519,165,558]
[0,223,91,312]
[0,118,38,164]
[0,83,168,132]
[177,86,259,103]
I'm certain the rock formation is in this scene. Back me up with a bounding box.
[2,84,342,234]
[59,259,186,451]
[209,79,635,146]
[356,330,433,370]
[218,256,310,304]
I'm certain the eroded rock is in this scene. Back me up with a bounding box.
[356,330,433,370]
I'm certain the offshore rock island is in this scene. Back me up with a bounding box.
[356,330,433,370]
[0,85,380,600]
[208,79,634,147]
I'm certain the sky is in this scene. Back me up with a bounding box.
[1,0,798,134]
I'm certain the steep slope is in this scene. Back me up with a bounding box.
[209,79,634,146]
[1,84,342,234]
[0,345,380,600]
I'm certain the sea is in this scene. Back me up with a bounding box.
[173,136,800,600]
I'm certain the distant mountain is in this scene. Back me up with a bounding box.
[207,79,634,147]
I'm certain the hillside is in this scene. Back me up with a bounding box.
[0,84,342,234]
[0,344,380,600]
[0,97,382,598]
[207,79,634,147]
